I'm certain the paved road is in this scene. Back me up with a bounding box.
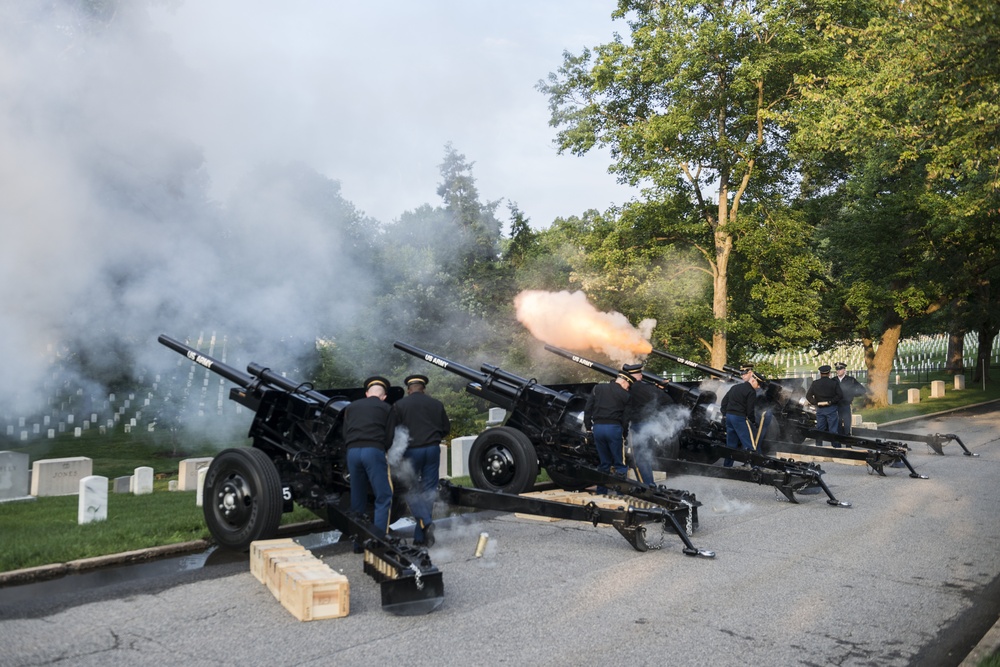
[1,406,998,667]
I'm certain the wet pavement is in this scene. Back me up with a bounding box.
[1,404,998,666]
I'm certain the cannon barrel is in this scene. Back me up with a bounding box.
[650,348,742,382]
[158,334,257,388]
[544,344,620,378]
[545,344,709,407]
[479,363,570,402]
[159,335,347,418]
[392,341,491,385]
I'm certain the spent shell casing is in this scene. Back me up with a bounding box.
[475,532,489,558]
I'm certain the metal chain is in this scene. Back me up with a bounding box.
[411,561,424,590]
[683,499,694,536]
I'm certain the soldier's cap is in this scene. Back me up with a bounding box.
[617,371,635,385]
[364,375,390,391]
[622,362,644,374]
[834,362,847,370]
[739,364,754,375]
[404,374,429,386]
[818,365,832,374]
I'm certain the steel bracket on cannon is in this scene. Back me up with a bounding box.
[760,436,928,479]
[324,501,445,616]
[849,427,977,457]
[438,480,715,558]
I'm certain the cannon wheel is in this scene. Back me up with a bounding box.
[469,426,539,495]
[203,447,284,551]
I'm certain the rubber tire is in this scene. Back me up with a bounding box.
[468,426,539,494]
[203,447,284,551]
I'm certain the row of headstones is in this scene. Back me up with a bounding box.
[0,452,215,519]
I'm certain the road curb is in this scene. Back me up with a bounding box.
[960,618,1000,666]
[0,520,330,588]
[0,540,210,587]
[879,398,1000,427]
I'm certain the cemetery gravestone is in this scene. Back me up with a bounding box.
[78,475,108,524]
[450,436,475,478]
[178,457,213,491]
[30,456,93,497]
[133,466,154,495]
[0,451,31,502]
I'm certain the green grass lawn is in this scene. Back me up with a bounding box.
[1,376,996,575]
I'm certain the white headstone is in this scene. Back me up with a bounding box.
[113,476,132,493]
[30,457,93,496]
[954,374,965,390]
[450,436,476,478]
[168,480,178,491]
[178,457,214,491]
[133,466,154,495]
[78,475,108,524]
[0,451,31,501]
[196,466,208,506]
[907,388,921,404]
[851,415,863,427]
[930,380,945,398]
[487,407,506,425]
[438,443,449,478]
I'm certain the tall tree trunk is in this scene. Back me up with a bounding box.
[868,317,904,408]
[945,330,965,374]
[974,325,997,384]
[710,166,731,369]
[860,334,876,405]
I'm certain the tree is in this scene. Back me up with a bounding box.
[539,0,837,367]
[792,0,1000,400]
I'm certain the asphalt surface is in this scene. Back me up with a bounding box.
[1,405,998,667]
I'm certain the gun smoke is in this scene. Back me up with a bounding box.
[514,290,656,365]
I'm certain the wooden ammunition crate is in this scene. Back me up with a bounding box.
[280,565,350,621]
[265,552,324,599]
[249,539,306,583]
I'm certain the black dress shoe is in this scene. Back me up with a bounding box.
[424,523,435,548]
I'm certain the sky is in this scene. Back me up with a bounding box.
[0,0,636,420]
[148,1,635,228]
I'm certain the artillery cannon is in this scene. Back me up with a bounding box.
[160,336,715,611]
[159,334,445,615]
[650,349,931,478]
[543,344,851,507]
[393,341,715,557]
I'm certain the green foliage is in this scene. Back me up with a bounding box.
[539,0,844,363]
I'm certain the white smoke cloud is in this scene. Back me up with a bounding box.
[630,404,692,472]
[0,4,376,423]
[514,290,655,365]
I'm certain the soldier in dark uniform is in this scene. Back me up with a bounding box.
[806,365,844,447]
[834,361,868,435]
[342,376,394,545]
[388,374,451,547]
[623,361,672,486]
[584,369,632,494]
[719,365,762,466]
